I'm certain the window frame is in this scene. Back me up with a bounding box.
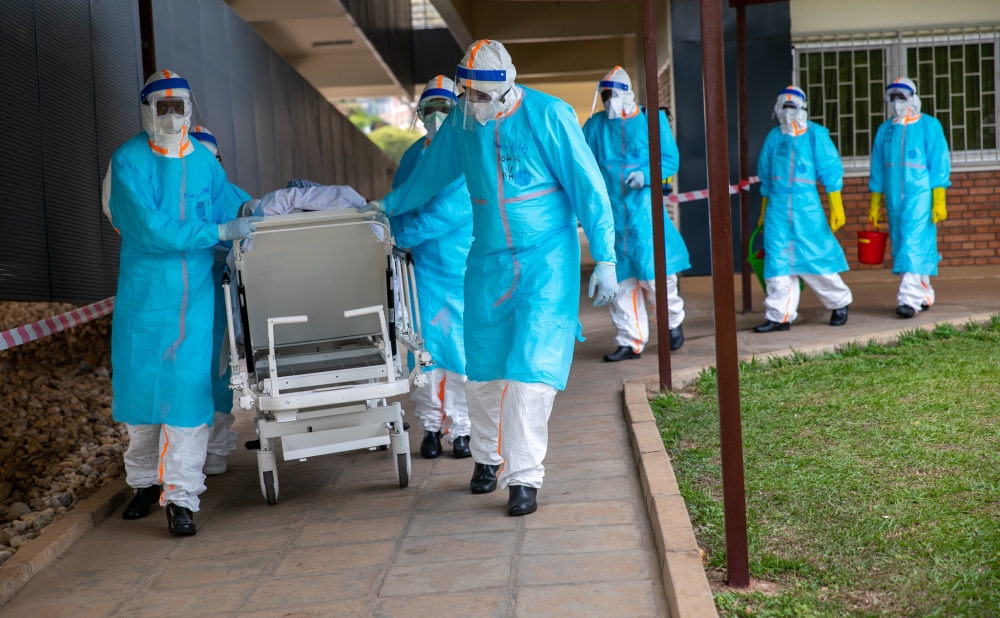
[792,26,1000,174]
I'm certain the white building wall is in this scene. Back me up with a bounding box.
[791,0,1000,35]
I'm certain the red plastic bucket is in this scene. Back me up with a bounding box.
[857,228,889,265]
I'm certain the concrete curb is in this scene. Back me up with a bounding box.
[0,477,131,609]
[624,311,996,617]
[622,382,719,618]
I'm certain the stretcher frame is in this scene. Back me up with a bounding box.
[221,209,431,504]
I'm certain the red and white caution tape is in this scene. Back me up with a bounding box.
[666,176,760,204]
[0,297,115,352]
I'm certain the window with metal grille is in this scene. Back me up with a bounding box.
[908,38,997,164]
[793,26,1000,171]
[411,0,446,30]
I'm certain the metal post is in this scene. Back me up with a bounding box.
[737,5,752,314]
[640,0,672,392]
[699,0,750,588]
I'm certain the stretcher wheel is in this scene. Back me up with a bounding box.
[378,445,389,451]
[263,470,277,505]
[395,453,410,488]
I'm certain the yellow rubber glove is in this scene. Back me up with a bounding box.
[828,191,845,232]
[868,192,883,230]
[758,197,768,227]
[932,187,947,223]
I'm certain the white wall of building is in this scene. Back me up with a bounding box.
[791,0,1000,35]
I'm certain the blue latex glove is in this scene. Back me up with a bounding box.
[588,262,619,307]
[286,179,323,189]
[218,216,264,241]
[364,212,389,226]
[358,199,384,215]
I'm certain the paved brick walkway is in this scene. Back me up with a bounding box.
[3,266,998,617]
[0,368,668,617]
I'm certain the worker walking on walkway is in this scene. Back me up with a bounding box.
[582,67,689,361]
[754,85,852,333]
[109,71,260,536]
[363,40,618,517]
[390,76,474,460]
[869,77,951,318]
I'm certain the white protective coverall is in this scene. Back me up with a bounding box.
[609,275,685,353]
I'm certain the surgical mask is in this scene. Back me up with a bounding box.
[890,98,910,119]
[155,113,187,135]
[605,96,624,119]
[777,107,808,135]
[423,111,447,138]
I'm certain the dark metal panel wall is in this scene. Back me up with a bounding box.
[90,0,143,298]
[414,29,464,85]
[671,0,791,276]
[0,0,395,303]
[0,0,52,302]
[35,0,107,303]
[225,6,260,197]
[341,0,413,95]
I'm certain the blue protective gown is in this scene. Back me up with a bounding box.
[109,134,239,427]
[211,182,252,414]
[383,87,617,390]
[758,122,848,279]
[390,137,473,376]
[869,114,951,276]
[582,109,689,281]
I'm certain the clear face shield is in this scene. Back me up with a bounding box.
[455,66,511,129]
[886,89,918,119]
[773,95,808,134]
[417,95,455,139]
[589,80,630,119]
[146,95,192,135]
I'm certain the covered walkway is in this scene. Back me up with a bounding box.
[2,266,997,617]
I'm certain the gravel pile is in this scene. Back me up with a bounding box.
[0,302,125,565]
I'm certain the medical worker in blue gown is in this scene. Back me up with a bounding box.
[754,85,853,333]
[869,77,951,318]
[582,67,689,361]
[189,126,251,476]
[390,76,474,461]
[363,40,618,517]
[109,71,261,536]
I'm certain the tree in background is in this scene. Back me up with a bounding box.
[339,102,422,164]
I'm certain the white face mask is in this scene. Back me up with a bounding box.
[605,96,624,119]
[777,107,808,135]
[155,113,187,135]
[423,112,447,138]
[471,102,495,125]
[890,98,910,119]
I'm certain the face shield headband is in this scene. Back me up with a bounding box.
[590,80,630,118]
[455,67,514,128]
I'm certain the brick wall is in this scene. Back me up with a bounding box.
[821,170,1000,270]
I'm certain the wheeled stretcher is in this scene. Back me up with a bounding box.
[221,209,431,504]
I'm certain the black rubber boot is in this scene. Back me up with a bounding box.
[753,320,791,333]
[604,346,640,362]
[420,430,442,459]
[470,463,500,494]
[896,305,916,318]
[920,303,930,311]
[122,486,160,520]
[506,485,538,516]
[452,435,471,459]
[669,326,684,351]
[830,306,849,326]
[166,503,196,536]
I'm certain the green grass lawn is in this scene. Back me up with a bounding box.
[651,318,1000,617]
